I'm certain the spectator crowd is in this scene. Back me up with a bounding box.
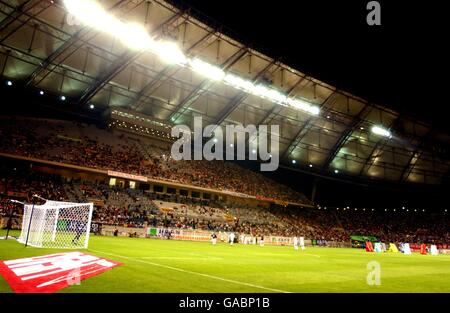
[0,117,308,204]
[1,168,448,245]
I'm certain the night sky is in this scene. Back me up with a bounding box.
[170,0,449,132]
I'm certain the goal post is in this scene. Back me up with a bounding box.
[18,200,94,249]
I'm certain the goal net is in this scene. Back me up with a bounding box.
[18,200,93,249]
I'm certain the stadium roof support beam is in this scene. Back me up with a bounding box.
[399,128,434,182]
[258,76,308,126]
[358,116,402,176]
[0,0,51,45]
[24,0,132,87]
[210,59,279,126]
[78,51,140,106]
[281,91,337,160]
[24,27,90,87]
[76,9,190,106]
[321,105,373,170]
[233,72,307,152]
[131,27,219,111]
[167,47,249,123]
[0,0,37,31]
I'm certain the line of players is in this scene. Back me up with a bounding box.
[210,232,306,250]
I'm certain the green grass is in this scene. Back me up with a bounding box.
[1,230,450,293]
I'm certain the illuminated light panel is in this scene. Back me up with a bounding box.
[189,58,225,81]
[371,125,391,138]
[224,74,255,93]
[63,0,153,51]
[63,0,320,116]
[154,41,188,65]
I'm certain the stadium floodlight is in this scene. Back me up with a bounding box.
[371,125,391,138]
[63,0,321,116]
[189,58,225,81]
[224,73,255,93]
[309,105,320,115]
[286,98,308,111]
[248,84,290,108]
[251,84,271,98]
[262,87,287,104]
[154,41,188,65]
[121,23,155,51]
[286,98,319,115]
[63,0,153,51]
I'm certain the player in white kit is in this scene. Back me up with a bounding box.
[293,236,299,250]
[229,232,235,245]
[299,236,305,250]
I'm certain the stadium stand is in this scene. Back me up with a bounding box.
[0,116,307,204]
[1,165,448,245]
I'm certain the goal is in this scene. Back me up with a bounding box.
[18,200,93,249]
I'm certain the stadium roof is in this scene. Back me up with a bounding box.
[1,0,449,184]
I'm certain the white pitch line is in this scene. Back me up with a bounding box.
[304,253,321,258]
[91,249,290,293]
[138,256,222,260]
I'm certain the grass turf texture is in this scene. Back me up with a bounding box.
[1,230,450,293]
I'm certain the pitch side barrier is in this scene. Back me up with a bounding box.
[99,225,352,247]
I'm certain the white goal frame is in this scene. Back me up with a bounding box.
[18,200,93,249]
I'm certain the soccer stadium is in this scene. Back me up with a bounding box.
[0,0,449,297]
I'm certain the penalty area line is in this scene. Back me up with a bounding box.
[90,249,290,293]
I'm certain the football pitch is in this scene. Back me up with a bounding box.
[1,230,450,293]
